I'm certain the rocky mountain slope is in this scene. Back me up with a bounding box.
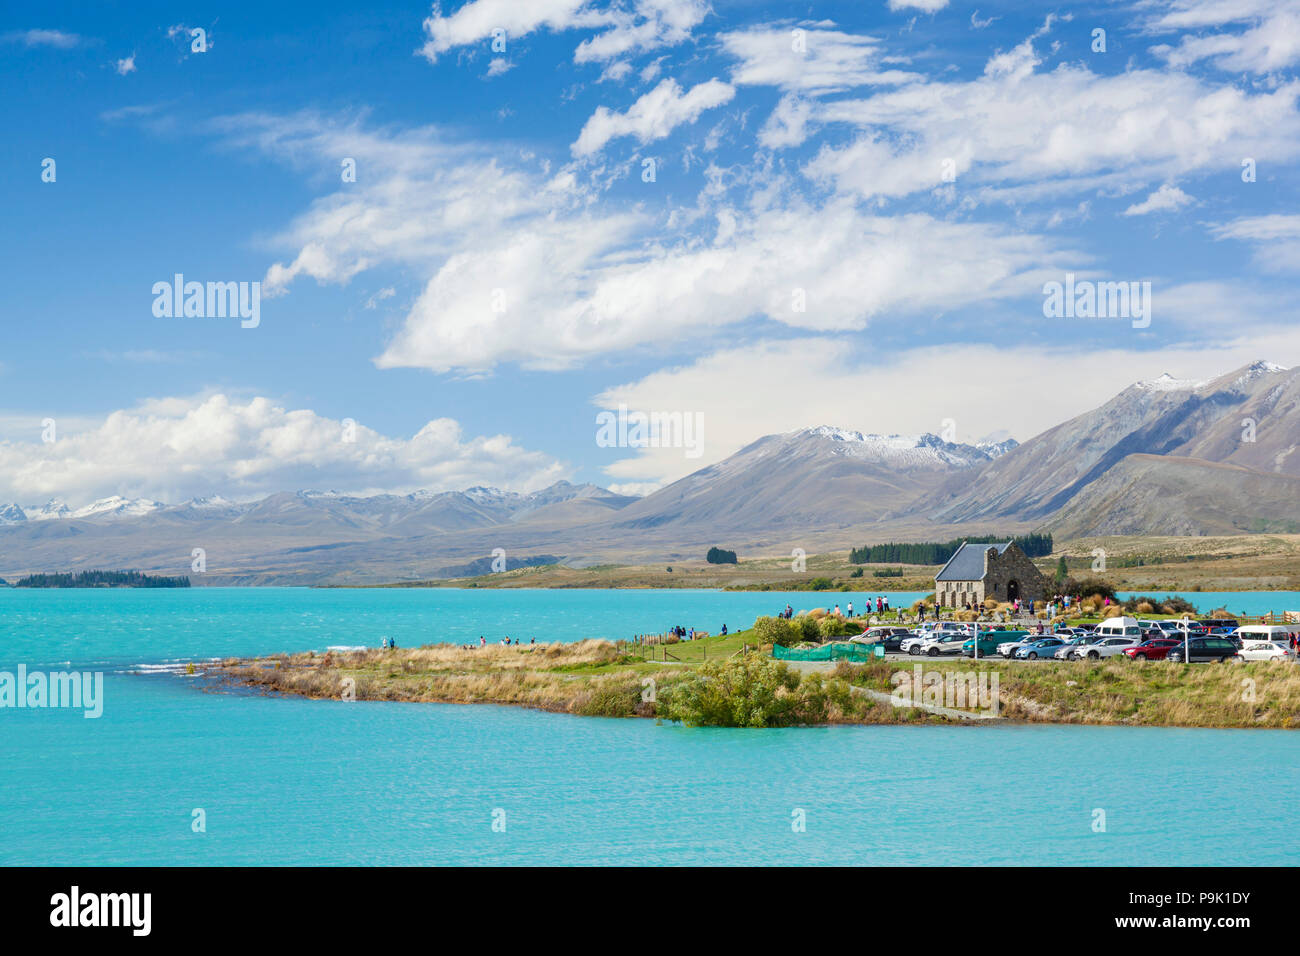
[922,361,1299,532]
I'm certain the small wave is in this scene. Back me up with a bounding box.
[127,660,213,674]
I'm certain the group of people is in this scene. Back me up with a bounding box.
[456,635,537,649]
[836,597,889,618]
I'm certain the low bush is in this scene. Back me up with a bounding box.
[660,654,830,727]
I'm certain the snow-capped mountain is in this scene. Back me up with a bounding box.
[0,503,27,525]
[611,425,1015,532]
[25,499,70,521]
[794,426,1017,468]
[69,496,165,520]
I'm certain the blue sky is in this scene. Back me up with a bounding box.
[3,0,1299,507]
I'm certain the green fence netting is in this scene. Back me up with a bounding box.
[772,642,885,662]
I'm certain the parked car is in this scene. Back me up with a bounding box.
[1054,636,1096,660]
[962,629,1029,657]
[902,632,933,655]
[920,633,971,657]
[1123,638,1182,661]
[1079,636,1143,660]
[1014,637,1067,660]
[933,622,974,637]
[998,634,1041,658]
[1166,637,1239,663]
[1234,640,1295,662]
[853,627,912,651]
[1091,617,1144,642]
[1235,624,1300,646]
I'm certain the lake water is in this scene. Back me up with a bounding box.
[2,587,1298,866]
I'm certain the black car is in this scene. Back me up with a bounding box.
[1167,637,1238,663]
[861,627,912,651]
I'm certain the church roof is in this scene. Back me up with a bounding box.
[935,541,1011,582]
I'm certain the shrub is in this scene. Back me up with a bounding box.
[661,654,830,727]
[850,567,864,578]
[1070,579,1116,602]
[751,616,800,647]
[796,615,821,642]
[817,615,849,638]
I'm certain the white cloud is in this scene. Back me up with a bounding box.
[375,200,1071,373]
[230,112,1076,374]
[1122,183,1194,216]
[720,23,916,93]
[417,0,706,65]
[573,0,708,64]
[803,29,1300,203]
[4,29,83,49]
[419,0,596,62]
[594,331,1300,487]
[115,53,136,75]
[1211,214,1300,272]
[757,93,814,149]
[1146,0,1300,73]
[889,0,948,10]
[0,393,564,507]
[364,287,397,309]
[215,112,570,295]
[572,77,734,155]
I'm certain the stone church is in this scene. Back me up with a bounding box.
[933,541,1047,608]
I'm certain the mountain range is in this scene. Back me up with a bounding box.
[0,361,1295,584]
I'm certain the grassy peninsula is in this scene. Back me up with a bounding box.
[209,626,1300,729]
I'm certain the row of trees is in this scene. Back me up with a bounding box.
[706,547,738,564]
[13,570,191,588]
[850,532,1053,565]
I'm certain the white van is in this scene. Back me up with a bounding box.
[1093,616,1144,640]
[1234,624,1300,643]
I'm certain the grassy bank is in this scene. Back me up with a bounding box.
[209,628,1300,729]
[348,533,1300,593]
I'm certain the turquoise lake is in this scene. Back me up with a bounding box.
[2,587,1299,866]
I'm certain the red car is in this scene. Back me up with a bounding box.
[1125,638,1182,661]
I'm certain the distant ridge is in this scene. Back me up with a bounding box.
[0,361,1296,582]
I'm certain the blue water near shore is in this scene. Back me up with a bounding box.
[2,587,1298,866]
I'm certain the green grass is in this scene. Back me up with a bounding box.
[622,630,751,663]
